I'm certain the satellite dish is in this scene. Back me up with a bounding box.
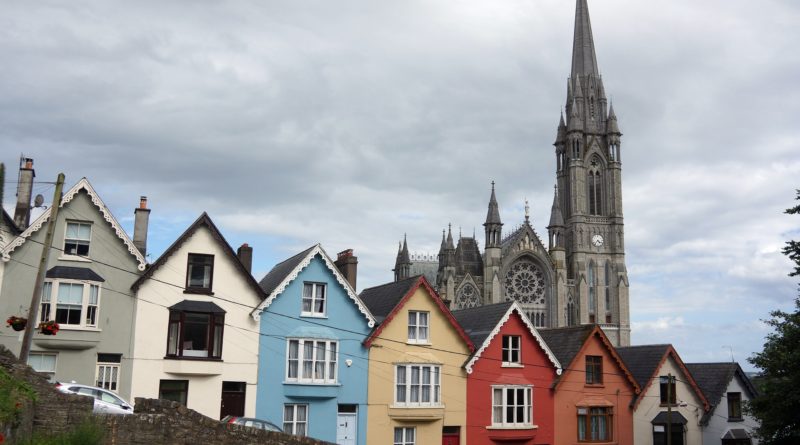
[34,194,44,207]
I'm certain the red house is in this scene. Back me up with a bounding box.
[453,301,562,444]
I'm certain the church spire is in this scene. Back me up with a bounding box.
[485,181,502,225]
[484,181,503,249]
[571,0,599,80]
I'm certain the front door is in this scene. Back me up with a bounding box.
[337,404,357,445]
[442,426,460,445]
[219,381,246,419]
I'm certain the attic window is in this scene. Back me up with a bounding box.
[186,254,214,293]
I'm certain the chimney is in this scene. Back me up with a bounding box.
[13,157,35,230]
[133,196,150,257]
[237,243,253,274]
[335,249,358,290]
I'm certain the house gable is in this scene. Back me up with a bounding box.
[1,178,146,270]
[251,244,374,327]
[462,302,561,374]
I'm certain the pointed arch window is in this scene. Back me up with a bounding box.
[587,262,596,323]
[566,296,576,326]
[604,262,611,322]
[587,157,603,215]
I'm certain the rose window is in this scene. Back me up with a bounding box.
[504,259,546,306]
[455,284,480,309]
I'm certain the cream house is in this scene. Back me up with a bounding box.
[617,344,710,445]
[129,213,265,419]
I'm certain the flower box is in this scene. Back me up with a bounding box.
[6,316,27,332]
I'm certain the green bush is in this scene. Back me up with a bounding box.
[0,367,35,427]
[17,419,105,445]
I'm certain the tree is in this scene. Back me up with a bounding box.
[747,190,800,445]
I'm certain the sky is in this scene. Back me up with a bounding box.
[1,0,798,371]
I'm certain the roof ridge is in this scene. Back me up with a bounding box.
[360,274,422,292]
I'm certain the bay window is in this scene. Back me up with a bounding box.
[492,385,533,427]
[395,364,441,407]
[40,279,101,328]
[578,407,612,442]
[166,300,225,359]
[286,339,337,383]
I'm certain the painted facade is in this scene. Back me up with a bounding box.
[0,179,146,400]
[128,213,264,420]
[539,326,639,445]
[252,245,374,445]
[617,345,710,445]
[455,301,562,444]
[686,363,760,445]
[360,276,474,445]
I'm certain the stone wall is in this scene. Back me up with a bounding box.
[103,398,333,445]
[0,346,332,445]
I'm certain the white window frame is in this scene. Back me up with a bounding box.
[285,339,338,384]
[40,279,102,329]
[394,364,441,407]
[407,311,429,344]
[63,221,92,258]
[394,426,416,445]
[96,361,121,392]
[301,282,327,317]
[283,404,308,436]
[27,352,57,382]
[492,385,533,428]
[502,335,522,367]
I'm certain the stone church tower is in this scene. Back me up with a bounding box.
[393,0,630,346]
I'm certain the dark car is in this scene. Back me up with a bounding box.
[222,416,283,433]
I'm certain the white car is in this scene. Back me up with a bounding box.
[56,382,134,415]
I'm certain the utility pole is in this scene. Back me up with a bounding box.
[666,373,674,445]
[19,173,65,364]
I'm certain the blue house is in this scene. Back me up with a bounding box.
[252,245,374,445]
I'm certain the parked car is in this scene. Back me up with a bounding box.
[222,416,283,433]
[55,382,133,415]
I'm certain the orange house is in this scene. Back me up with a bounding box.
[539,326,640,445]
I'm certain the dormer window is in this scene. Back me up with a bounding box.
[186,254,214,293]
[64,221,92,257]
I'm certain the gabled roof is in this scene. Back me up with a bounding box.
[1,178,146,270]
[1,208,20,237]
[539,325,640,392]
[685,362,758,425]
[453,301,562,374]
[360,275,474,352]
[131,213,267,304]
[616,344,710,411]
[251,244,375,327]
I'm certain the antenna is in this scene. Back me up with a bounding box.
[722,345,734,363]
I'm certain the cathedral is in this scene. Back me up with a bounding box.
[393,0,631,346]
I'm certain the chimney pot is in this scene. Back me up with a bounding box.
[139,196,148,209]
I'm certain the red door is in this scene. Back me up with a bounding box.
[442,426,460,445]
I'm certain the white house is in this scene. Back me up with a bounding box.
[687,362,760,445]
[129,213,265,420]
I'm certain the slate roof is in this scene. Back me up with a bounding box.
[169,300,226,314]
[685,362,758,425]
[46,266,105,282]
[2,209,20,235]
[615,344,671,388]
[651,411,688,425]
[359,275,422,322]
[455,237,483,277]
[538,325,595,367]
[452,301,514,347]
[258,245,316,296]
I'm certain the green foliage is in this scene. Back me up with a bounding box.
[0,367,36,427]
[747,190,800,445]
[17,419,105,445]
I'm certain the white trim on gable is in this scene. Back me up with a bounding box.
[250,244,375,327]
[464,301,562,375]
[1,178,146,270]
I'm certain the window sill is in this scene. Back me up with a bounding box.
[163,356,222,362]
[727,418,744,423]
[585,383,605,388]
[283,381,341,387]
[486,424,538,430]
[659,403,678,408]
[501,363,524,368]
[183,289,214,295]
[299,314,328,319]
[390,404,444,409]
[54,326,101,332]
[407,341,431,346]
[58,255,91,263]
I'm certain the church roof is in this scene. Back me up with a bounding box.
[455,237,483,277]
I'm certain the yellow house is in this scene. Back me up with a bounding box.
[360,276,474,445]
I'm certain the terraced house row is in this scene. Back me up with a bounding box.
[0,1,761,444]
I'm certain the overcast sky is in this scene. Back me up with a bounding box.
[2,0,798,371]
